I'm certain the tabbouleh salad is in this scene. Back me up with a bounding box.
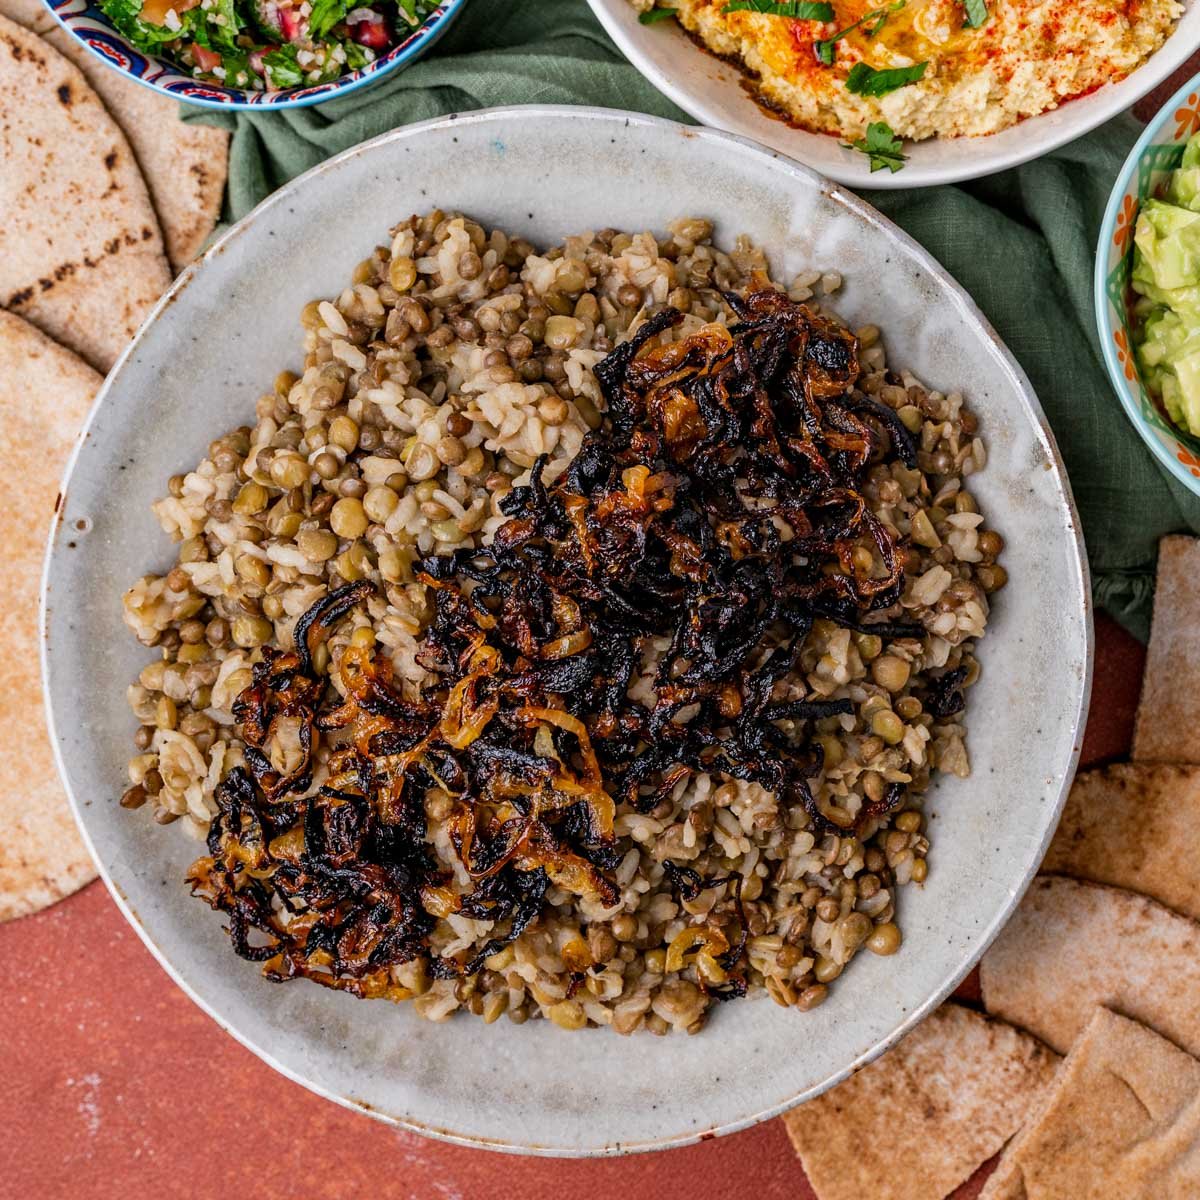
[98,0,438,89]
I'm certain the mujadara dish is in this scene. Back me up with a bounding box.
[120,212,1005,1035]
[632,0,1182,145]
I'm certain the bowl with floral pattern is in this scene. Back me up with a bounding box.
[44,0,466,110]
[1097,70,1200,495]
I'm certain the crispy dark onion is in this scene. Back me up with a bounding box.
[190,288,918,1004]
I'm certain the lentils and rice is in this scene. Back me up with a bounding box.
[120,211,1005,1034]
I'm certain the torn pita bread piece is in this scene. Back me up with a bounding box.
[980,1007,1200,1199]
[782,1004,1059,1200]
[0,0,51,30]
[0,311,99,921]
[0,0,227,271]
[981,875,1200,1058]
[0,13,170,372]
[52,26,226,270]
[1134,535,1200,764]
[47,25,225,271]
[1042,762,1200,921]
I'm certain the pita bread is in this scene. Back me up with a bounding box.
[981,875,1200,1058]
[0,311,99,921]
[782,1004,1059,1200]
[0,0,227,271]
[1134,535,1200,764]
[0,0,51,30]
[980,1008,1200,1199]
[0,14,170,372]
[1042,762,1200,921]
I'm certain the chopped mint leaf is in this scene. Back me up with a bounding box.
[639,6,678,22]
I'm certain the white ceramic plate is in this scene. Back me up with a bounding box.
[587,0,1200,188]
[42,106,1091,1156]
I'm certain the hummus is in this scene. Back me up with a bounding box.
[643,0,1182,141]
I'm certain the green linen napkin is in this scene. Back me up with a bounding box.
[188,0,1200,639]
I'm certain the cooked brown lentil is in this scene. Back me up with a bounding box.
[120,212,997,1034]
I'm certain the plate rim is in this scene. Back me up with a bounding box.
[40,103,1094,1156]
[585,0,1200,189]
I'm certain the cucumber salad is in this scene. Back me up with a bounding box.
[98,0,438,89]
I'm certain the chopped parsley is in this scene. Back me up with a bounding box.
[962,0,988,26]
[307,0,348,40]
[841,121,907,173]
[262,43,304,88]
[95,0,439,90]
[344,41,372,69]
[205,0,245,53]
[814,1,904,66]
[722,0,835,19]
[219,47,252,85]
[97,0,177,47]
[844,60,927,97]
[639,5,679,22]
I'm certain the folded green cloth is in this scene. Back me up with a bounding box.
[189,0,1200,639]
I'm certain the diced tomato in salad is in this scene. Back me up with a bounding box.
[277,5,302,41]
[190,43,221,72]
[347,10,390,47]
[103,0,433,90]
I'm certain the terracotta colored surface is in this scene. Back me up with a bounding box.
[4,614,1144,1197]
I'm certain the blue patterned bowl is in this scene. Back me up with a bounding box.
[1096,69,1200,497]
[45,0,466,109]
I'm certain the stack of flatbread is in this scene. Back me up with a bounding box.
[784,535,1200,1198]
[0,4,226,922]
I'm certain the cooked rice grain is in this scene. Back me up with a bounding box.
[120,212,1003,1032]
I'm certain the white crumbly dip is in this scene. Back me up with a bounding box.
[639,0,1182,141]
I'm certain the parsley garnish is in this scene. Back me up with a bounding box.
[962,0,987,26]
[723,1,834,19]
[814,1,904,66]
[841,121,907,172]
[844,60,927,96]
[639,6,679,23]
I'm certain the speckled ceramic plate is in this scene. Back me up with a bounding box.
[587,0,1200,189]
[41,106,1091,1156]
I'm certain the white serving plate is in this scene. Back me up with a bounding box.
[41,106,1091,1155]
[587,0,1200,188]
